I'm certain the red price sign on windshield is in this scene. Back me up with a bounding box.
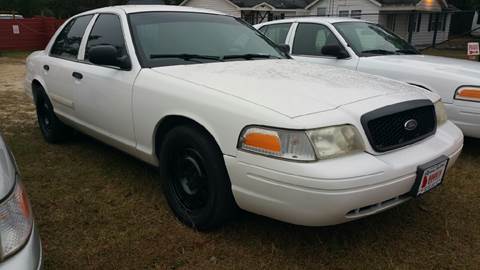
[468,42,479,56]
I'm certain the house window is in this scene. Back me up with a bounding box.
[351,10,361,19]
[428,13,444,32]
[441,13,447,31]
[387,14,396,31]
[317,8,327,16]
[416,14,422,32]
[428,14,433,32]
[339,10,349,17]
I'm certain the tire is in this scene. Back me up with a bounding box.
[159,125,237,230]
[35,91,71,143]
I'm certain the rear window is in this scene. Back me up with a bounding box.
[51,15,93,60]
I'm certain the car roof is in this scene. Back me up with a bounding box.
[77,5,226,16]
[255,16,366,26]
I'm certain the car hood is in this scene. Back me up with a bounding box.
[0,134,16,200]
[152,60,429,118]
[364,54,480,80]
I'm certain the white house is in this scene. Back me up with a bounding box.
[180,0,454,46]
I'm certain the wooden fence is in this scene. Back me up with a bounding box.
[0,17,65,51]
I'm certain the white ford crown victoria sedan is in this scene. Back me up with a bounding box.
[255,17,480,139]
[26,5,463,230]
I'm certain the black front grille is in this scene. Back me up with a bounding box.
[361,100,436,152]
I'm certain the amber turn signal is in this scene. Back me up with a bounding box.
[455,87,480,102]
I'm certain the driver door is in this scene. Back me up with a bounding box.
[73,13,139,149]
[288,22,358,70]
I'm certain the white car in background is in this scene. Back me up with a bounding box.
[255,17,480,138]
[26,6,463,230]
[0,14,24,19]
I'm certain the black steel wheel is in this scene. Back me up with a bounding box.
[171,148,210,212]
[159,125,237,230]
[35,90,71,143]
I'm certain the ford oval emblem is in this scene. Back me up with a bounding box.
[404,119,418,131]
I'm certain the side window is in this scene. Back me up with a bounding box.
[292,23,342,56]
[261,23,292,44]
[51,15,93,60]
[258,26,268,34]
[85,14,127,62]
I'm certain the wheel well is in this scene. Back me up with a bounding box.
[154,115,221,159]
[408,83,431,92]
[31,79,44,103]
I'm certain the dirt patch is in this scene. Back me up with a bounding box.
[0,58,26,93]
[0,58,35,137]
[0,57,479,269]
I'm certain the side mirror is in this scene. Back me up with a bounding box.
[321,45,349,59]
[88,45,131,70]
[277,44,290,54]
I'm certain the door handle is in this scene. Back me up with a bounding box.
[72,72,83,80]
[43,65,49,71]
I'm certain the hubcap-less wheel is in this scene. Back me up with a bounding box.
[34,91,71,143]
[38,99,54,134]
[160,125,237,230]
[172,148,209,212]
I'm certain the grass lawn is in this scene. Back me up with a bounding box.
[0,50,32,59]
[422,48,474,60]
[0,52,479,269]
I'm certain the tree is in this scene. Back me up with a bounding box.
[447,0,480,10]
[0,0,49,17]
[0,0,130,18]
[0,0,185,17]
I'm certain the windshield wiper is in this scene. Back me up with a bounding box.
[222,54,281,60]
[396,49,419,55]
[150,54,223,62]
[361,49,395,55]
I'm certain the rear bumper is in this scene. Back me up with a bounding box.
[445,102,480,139]
[0,223,42,269]
[225,121,463,226]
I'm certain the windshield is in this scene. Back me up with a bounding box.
[333,22,419,57]
[128,12,287,67]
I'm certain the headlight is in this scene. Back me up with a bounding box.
[434,100,448,126]
[238,126,316,161]
[238,125,365,161]
[454,86,480,102]
[0,178,33,260]
[306,125,365,160]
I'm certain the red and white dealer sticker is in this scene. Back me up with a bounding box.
[467,42,479,56]
[416,159,448,196]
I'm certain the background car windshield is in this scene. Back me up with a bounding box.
[334,22,418,56]
[129,12,286,67]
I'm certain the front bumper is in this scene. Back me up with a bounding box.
[225,121,463,226]
[445,101,480,139]
[0,223,42,270]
